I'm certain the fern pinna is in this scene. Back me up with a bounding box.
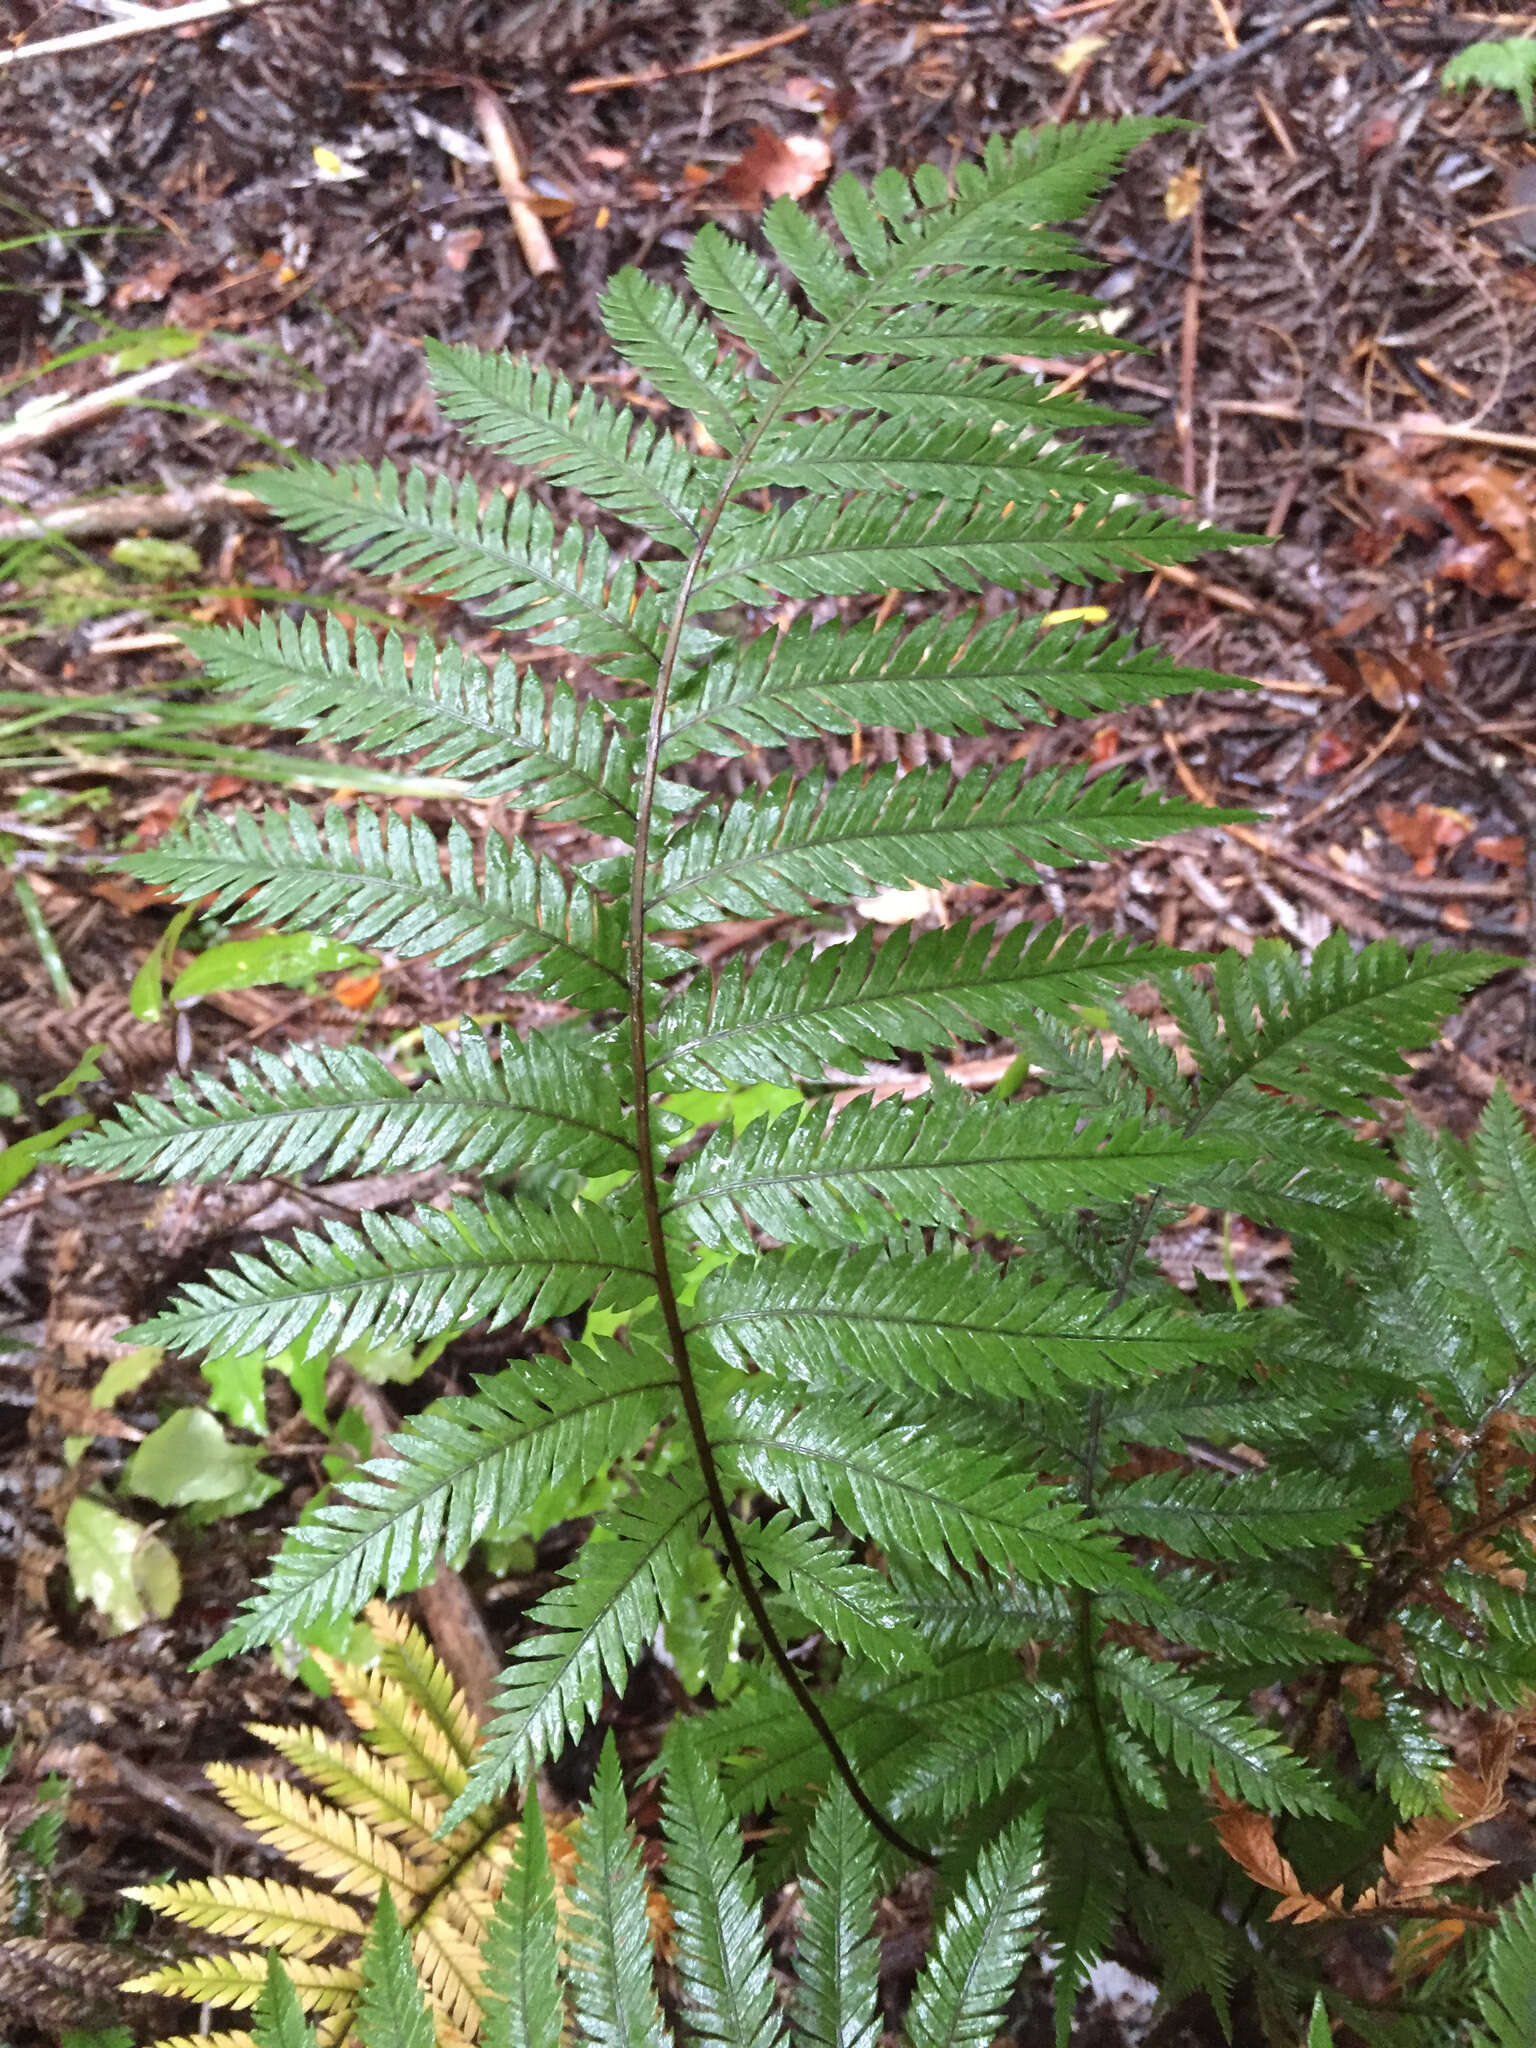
[74,117,1536,2035]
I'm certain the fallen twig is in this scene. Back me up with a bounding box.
[1210,394,1536,458]
[0,0,270,68]
[470,83,561,285]
[569,20,812,94]
[0,359,200,457]
[0,480,265,544]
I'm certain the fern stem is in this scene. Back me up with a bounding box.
[624,470,930,1869]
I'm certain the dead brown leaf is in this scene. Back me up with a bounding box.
[1164,165,1202,222]
[722,127,832,209]
[1476,835,1526,866]
[1378,802,1474,878]
[1210,1787,1303,1897]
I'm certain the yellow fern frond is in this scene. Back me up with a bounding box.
[366,1602,481,1767]
[252,1723,447,1841]
[122,1950,359,2012]
[206,1763,443,1899]
[123,1875,366,1958]
[410,1911,488,2039]
[315,1652,471,1807]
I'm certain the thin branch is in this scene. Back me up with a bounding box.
[0,0,271,68]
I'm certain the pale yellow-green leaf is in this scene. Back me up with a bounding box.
[205,1764,440,1899]
[123,1874,366,1958]
[64,1495,180,1634]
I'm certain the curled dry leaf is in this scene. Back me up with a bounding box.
[1210,1785,1304,1898]
[722,126,832,209]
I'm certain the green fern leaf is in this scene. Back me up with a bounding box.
[1041,1818,1123,2048]
[792,1784,879,2048]
[743,415,1163,507]
[882,1672,1072,1824]
[253,1955,321,2048]
[1472,1083,1536,1256]
[693,497,1250,607]
[1402,1118,1536,1364]
[455,1470,708,1811]
[670,1087,1244,1252]
[1471,1877,1536,2048]
[70,1025,634,1185]
[696,1240,1240,1397]
[659,611,1233,767]
[662,1739,781,2048]
[138,1193,652,1359]
[1097,1646,1336,1814]
[564,1736,667,2048]
[905,1810,1045,2048]
[182,614,640,832]
[1169,932,1512,1127]
[653,919,1191,1088]
[355,1889,433,2048]
[1103,1468,1396,1562]
[651,765,1228,924]
[424,338,707,549]
[481,1797,562,2048]
[737,1511,927,1670]
[721,1387,1129,1591]
[599,269,751,454]
[884,1559,1073,1654]
[208,1338,673,1657]
[251,459,666,678]
[128,807,626,1008]
[684,224,805,379]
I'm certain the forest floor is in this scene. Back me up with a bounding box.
[1,2,1535,2042]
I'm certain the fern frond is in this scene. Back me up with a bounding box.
[202,1765,437,1898]
[183,613,640,832]
[71,1025,633,1185]
[356,1890,435,2048]
[600,269,751,454]
[122,1876,366,1960]
[743,415,1163,507]
[564,1736,667,2048]
[1471,1877,1536,2048]
[122,1952,359,2016]
[128,808,626,1008]
[249,1725,447,1841]
[881,1673,1071,1823]
[424,339,707,550]
[1472,1083,1536,1256]
[885,1559,1073,1653]
[791,359,1137,430]
[481,1798,562,2048]
[255,1954,322,2048]
[1040,1818,1123,2048]
[210,1341,672,1656]
[456,1470,709,1810]
[693,496,1247,606]
[660,610,1231,767]
[721,1387,1128,1591]
[141,1193,651,1360]
[684,225,804,379]
[662,1740,781,2048]
[1103,1468,1394,1562]
[905,1811,1045,2048]
[1096,1647,1336,1815]
[1402,1118,1536,1364]
[651,764,1226,924]
[792,1784,879,2048]
[696,1241,1239,1397]
[362,1601,486,1790]
[737,1510,927,1670]
[251,459,666,678]
[653,919,1189,1088]
[1168,932,1511,1126]
[670,1087,1241,1252]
